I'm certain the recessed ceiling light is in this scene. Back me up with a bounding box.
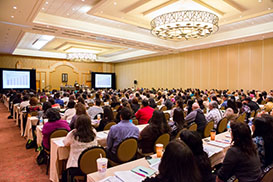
[258,0,262,2]
[114,2,117,5]
[67,13,70,16]
[82,0,85,2]
[100,11,103,13]
[13,6,17,9]
[11,16,14,18]
[268,8,272,10]
[45,1,49,5]
[42,7,45,10]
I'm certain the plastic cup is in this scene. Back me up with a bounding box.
[96,158,108,176]
[156,143,164,158]
[43,119,48,124]
[210,129,216,141]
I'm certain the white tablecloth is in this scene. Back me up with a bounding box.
[23,116,38,140]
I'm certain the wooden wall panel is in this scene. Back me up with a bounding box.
[115,38,273,91]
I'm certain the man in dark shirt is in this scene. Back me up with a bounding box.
[185,103,207,135]
[244,97,259,111]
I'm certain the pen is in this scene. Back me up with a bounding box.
[139,168,149,175]
[134,172,146,177]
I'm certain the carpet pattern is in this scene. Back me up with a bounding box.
[0,103,50,182]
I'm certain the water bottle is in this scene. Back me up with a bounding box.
[227,121,231,132]
[39,117,43,126]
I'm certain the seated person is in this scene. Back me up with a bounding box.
[263,96,273,113]
[180,130,215,182]
[135,99,154,124]
[62,115,97,181]
[252,115,273,169]
[20,95,30,111]
[206,101,223,128]
[139,110,170,154]
[49,98,60,110]
[42,108,70,150]
[217,122,261,182]
[63,100,76,122]
[185,103,207,135]
[96,106,114,132]
[169,108,185,139]
[143,140,201,182]
[54,92,64,107]
[26,97,42,114]
[106,107,139,162]
[87,100,103,120]
[70,103,88,130]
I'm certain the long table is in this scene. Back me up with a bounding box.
[49,124,148,182]
[87,131,231,182]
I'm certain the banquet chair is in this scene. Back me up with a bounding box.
[72,146,106,182]
[160,106,167,111]
[45,128,69,175]
[153,133,170,152]
[259,164,273,182]
[132,119,138,125]
[217,118,228,133]
[103,122,116,131]
[113,111,118,119]
[164,112,170,121]
[109,137,138,166]
[203,121,214,138]
[250,110,255,118]
[236,114,245,123]
[188,122,197,131]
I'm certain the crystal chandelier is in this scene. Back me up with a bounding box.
[151,10,219,41]
[66,52,97,62]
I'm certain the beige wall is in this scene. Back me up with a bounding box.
[115,38,273,91]
[0,55,114,90]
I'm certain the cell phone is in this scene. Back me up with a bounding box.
[145,156,152,160]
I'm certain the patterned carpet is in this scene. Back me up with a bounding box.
[0,103,50,182]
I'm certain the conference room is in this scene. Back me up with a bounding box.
[0,0,273,182]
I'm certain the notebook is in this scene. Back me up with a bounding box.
[131,166,156,177]
[114,171,144,182]
[203,144,223,157]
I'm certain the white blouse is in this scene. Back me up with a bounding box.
[64,108,76,122]
[63,129,98,168]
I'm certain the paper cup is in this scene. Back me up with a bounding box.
[96,158,108,176]
[97,114,101,120]
[156,143,164,158]
[210,129,216,141]
[44,119,48,124]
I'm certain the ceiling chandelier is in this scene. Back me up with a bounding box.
[151,10,219,41]
[66,52,97,62]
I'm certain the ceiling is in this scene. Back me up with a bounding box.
[0,0,273,62]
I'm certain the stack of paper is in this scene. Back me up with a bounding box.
[97,132,108,139]
[207,141,230,148]
[203,144,223,157]
[115,171,144,182]
[99,176,122,182]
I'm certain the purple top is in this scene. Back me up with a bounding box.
[42,119,70,150]
[107,120,139,154]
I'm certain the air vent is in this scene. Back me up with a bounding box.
[64,30,84,36]
[32,25,57,33]
[61,32,82,38]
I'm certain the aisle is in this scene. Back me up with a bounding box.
[0,103,49,182]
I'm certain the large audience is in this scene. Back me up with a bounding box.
[3,87,273,182]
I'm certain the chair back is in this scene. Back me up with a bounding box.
[220,106,225,110]
[50,129,69,139]
[188,122,197,131]
[164,112,170,121]
[78,146,106,174]
[217,118,228,133]
[175,129,185,139]
[114,105,120,111]
[203,121,214,138]
[160,106,167,111]
[132,119,138,125]
[116,138,138,163]
[250,110,255,118]
[154,133,170,152]
[236,114,245,123]
[103,122,116,131]
[260,164,273,182]
[30,111,38,116]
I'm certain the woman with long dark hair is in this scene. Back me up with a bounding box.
[170,108,184,139]
[217,122,261,182]
[180,130,215,182]
[62,115,97,181]
[96,106,114,131]
[252,115,273,169]
[143,140,201,182]
[138,110,170,154]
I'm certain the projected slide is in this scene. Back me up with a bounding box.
[3,70,30,89]
[95,74,112,88]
